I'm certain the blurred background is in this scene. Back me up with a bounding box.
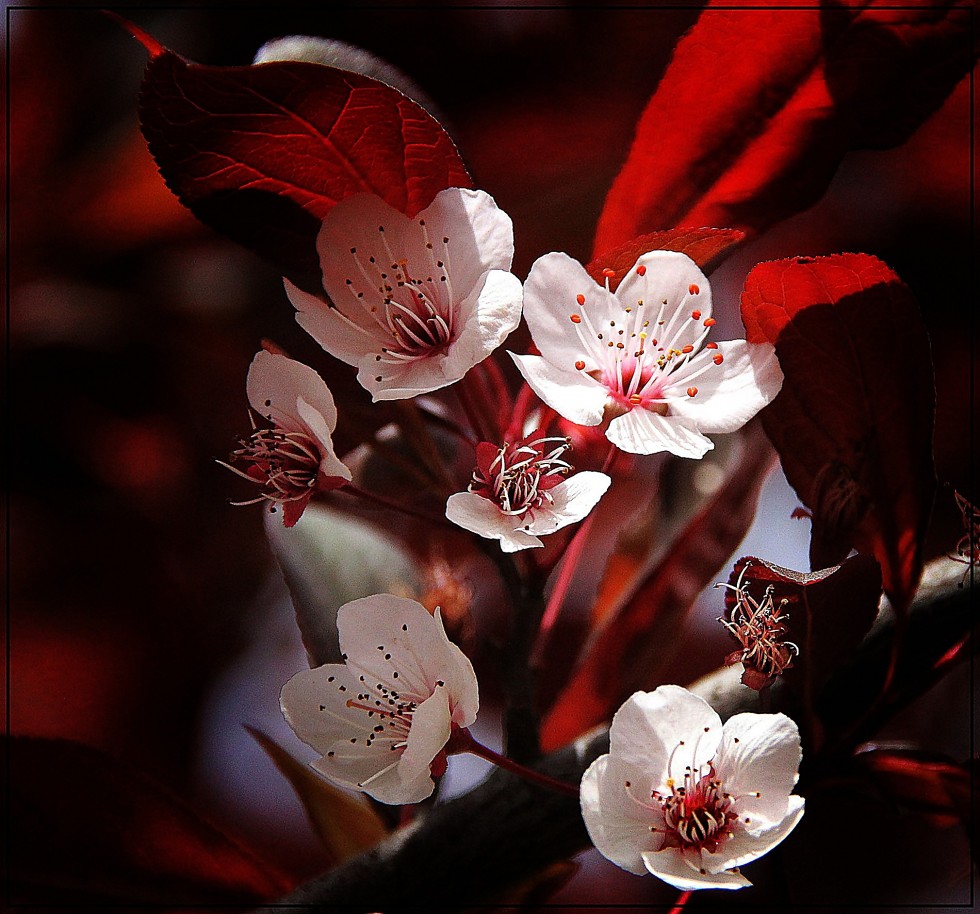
[7,3,975,909]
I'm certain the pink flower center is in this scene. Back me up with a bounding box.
[469,435,572,516]
[567,266,725,411]
[341,221,458,379]
[658,764,736,853]
[225,426,320,506]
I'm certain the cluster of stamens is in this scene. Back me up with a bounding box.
[568,267,723,411]
[469,435,573,518]
[223,422,320,507]
[950,490,979,586]
[339,220,457,382]
[717,567,799,690]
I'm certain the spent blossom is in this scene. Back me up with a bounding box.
[580,685,804,890]
[445,433,611,552]
[511,250,782,457]
[222,350,351,527]
[286,187,523,401]
[718,568,799,691]
[280,594,479,804]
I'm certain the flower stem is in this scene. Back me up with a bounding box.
[342,483,450,529]
[454,728,580,797]
[669,890,693,914]
[531,444,620,665]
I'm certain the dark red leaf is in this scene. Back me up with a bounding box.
[541,421,775,751]
[585,227,745,290]
[722,554,882,701]
[9,735,294,905]
[138,50,472,291]
[594,2,975,255]
[740,254,935,614]
[853,747,972,827]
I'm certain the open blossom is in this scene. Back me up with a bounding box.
[445,433,611,552]
[581,686,804,891]
[222,350,351,527]
[286,187,523,401]
[511,251,782,457]
[280,594,479,804]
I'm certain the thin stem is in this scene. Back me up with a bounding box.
[453,728,580,797]
[341,483,450,529]
[478,358,511,438]
[531,444,619,665]
[393,400,455,492]
[669,890,693,914]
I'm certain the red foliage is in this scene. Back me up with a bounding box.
[138,50,472,291]
[741,254,935,614]
[8,736,295,906]
[541,422,775,751]
[585,227,745,289]
[722,554,882,702]
[594,2,975,255]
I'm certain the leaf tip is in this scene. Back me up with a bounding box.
[102,10,167,58]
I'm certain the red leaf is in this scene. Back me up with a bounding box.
[722,554,882,700]
[853,747,972,827]
[585,227,745,290]
[740,253,936,613]
[541,422,775,751]
[9,736,294,905]
[594,2,975,255]
[138,50,472,291]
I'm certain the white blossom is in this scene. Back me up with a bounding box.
[512,250,782,457]
[446,433,610,552]
[581,685,805,890]
[287,188,522,401]
[223,350,351,527]
[281,594,479,804]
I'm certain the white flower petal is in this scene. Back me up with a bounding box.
[509,353,609,426]
[418,188,516,292]
[712,712,803,825]
[711,795,805,873]
[581,755,664,877]
[526,471,612,535]
[615,251,712,356]
[607,409,714,458]
[396,686,452,799]
[522,252,623,370]
[665,341,783,434]
[445,491,544,552]
[295,396,352,483]
[246,350,338,433]
[286,279,374,368]
[641,848,752,891]
[609,688,722,790]
[441,269,523,379]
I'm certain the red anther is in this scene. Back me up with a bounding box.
[706,341,719,349]
[713,354,725,365]
[637,265,647,276]
[629,394,643,405]
[691,310,702,320]
[704,318,717,327]
[576,293,586,306]
[687,387,699,397]
[681,345,694,353]
[574,360,586,371]
[602,268,616,278]
[689,284,700,295]
[570,314,582,324]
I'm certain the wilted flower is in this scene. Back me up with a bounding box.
[718,569,799,691]
[445,433,611,552]
[580,686,805,890]
[512,251,782,457]
[222,350,351,527]
[280,594,479,804]
[286,187,523,401]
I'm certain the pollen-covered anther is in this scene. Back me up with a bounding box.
[689,284,700,295]
[576,293,586,305]
[575,360,586,370]
[713,354,725,365]
[570,314,582,323]
[687,387,699,397]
